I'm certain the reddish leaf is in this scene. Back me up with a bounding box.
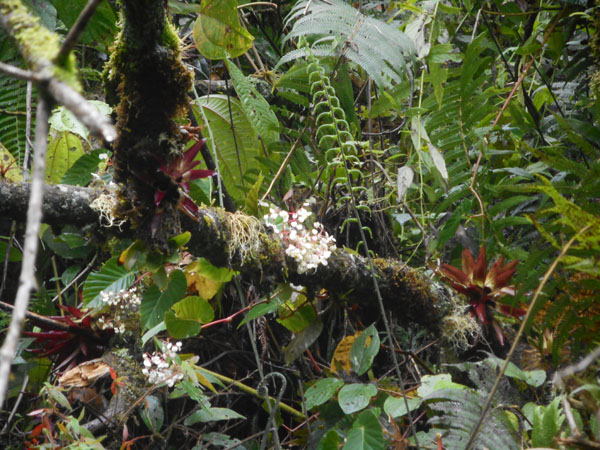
[472,246,487,286]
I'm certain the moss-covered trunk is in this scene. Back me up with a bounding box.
[103,0,193,247]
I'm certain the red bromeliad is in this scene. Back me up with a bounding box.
[437,246,526,346]
[156,138,214,216]
[24,305,111,372]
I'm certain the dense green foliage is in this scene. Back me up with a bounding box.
[1,0,600,449]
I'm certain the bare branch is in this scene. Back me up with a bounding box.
[0,61,44,82]
[0,96,51,407]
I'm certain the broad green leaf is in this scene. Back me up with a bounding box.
[49,101,112,141]
[140,270,187,330]
[168,231,191,249]
[343,410,385,450]
[61,149,107,186]
[165,296,214,339]
[238,300,280,328]
[184,407,245,425]
[338,383,377,414]
[277,301,314,333]
[140,395,164,433]
[304,378,344,410]
[193,0,253,59]
[45,132,84,184]
[350,324,380,376]
[82,257,135,307]
[0,237,22,262]
[50,0,117,52]
[193,96,262,204]
[318,429,341,450]
[383,396,421,418]
[282,316,323,364]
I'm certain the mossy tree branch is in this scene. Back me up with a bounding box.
[0,182,444,331]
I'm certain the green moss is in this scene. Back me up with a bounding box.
[0,0,80,90]
[162,19,180,51]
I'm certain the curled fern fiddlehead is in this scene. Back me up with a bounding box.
[306,49,372,241]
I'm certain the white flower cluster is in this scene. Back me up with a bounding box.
[142,341,184,387]
[97,287,141,334]
[263,203,336,274]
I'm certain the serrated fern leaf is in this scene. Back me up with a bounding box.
[0,65,36,166]
[225,59,280,146]
[424,388,519,450]
[279,0,414,89]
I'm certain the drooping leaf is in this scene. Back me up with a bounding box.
[140,395,164,433]
[193,96,262,204]
[350,324,380,376]
[282,315,323,364]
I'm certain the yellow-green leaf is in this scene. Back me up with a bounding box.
[193,0,253,60]
[45,132,84,183]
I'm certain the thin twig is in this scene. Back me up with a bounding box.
[553,344,600,389]
[464,224,591,450]
[0,222,16,300]
[261,123,309,202]
[24,80,33,177]
[0,96,52,407]
[55,0,103,64]
[0,61,44,82]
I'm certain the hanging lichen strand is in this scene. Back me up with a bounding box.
[103,0,193,245]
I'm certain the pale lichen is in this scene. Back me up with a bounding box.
[90,188,127,229]
[225,211,262,263]
[440,295,481,352]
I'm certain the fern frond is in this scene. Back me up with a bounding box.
[424,388,520,450]
[225,59,280,147]
[279,0,414,89]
